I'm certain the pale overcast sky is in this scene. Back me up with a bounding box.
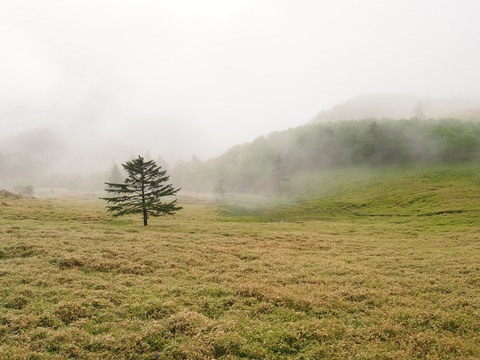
[1,0,480,165]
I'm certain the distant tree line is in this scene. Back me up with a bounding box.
[3,118,479,195]
[170,118,480,193]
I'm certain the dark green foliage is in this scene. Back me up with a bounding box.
[102,156,181,226]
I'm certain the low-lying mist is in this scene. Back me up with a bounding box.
[2,95,480,195]
[0,101,234,191]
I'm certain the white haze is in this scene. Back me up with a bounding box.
[1,0,480,172]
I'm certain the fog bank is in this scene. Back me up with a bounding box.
[1,0,480,188]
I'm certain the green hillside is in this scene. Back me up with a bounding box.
[173,118,480,193]
[221,163,480,222]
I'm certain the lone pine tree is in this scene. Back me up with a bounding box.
[102,156,181,226]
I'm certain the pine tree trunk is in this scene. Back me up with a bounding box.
[141,169,148,226]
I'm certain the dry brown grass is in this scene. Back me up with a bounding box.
[0,194,479,358]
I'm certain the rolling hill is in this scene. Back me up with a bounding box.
[310,94,480,123]
[220,163,480,223]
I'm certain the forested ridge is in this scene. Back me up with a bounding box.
[172,118,480,193]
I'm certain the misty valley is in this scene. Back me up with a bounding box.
[2,0,480,356]
[2,116,480,196]
[1,107,480,358]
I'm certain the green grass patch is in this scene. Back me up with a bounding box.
[221,163,480,224]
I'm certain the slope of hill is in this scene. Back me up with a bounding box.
[310,94,480,123]
[174,118,480,193]
[0,189,20,199]
[220,163,480,222]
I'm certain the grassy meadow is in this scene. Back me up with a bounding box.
[1,164,480,359]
